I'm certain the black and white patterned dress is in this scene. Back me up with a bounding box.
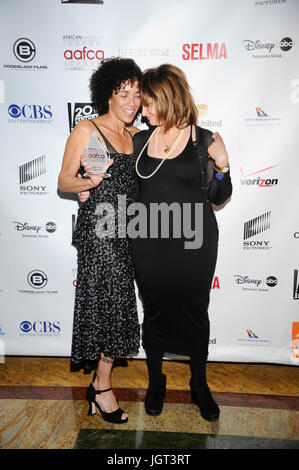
[71,123,140,370]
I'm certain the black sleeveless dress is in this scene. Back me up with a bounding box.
[132,126,232,358]
[71,122,140,369]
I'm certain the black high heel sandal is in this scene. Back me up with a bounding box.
[189,379,220,421]
[144,373,166,416]
[87,371,128,424]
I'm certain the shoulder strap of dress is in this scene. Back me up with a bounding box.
[90,120,117,153]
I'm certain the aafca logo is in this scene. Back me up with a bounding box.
[18,271,58,295]
[63,34,104,71]
[67,103,98,132]
[20,320,61,337]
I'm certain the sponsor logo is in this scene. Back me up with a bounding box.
[243,211,271,250]
[19,155,48,196]
[182,42,227,60]
[13,38,35,62]
[63,35,104,71]
[244,106,281,125]
[19,271,58,295]
[294,232,299,239]
[238,330,270,346]
[243,36,292,59]
[13,221,56,238]
[0,325,5,336]
[8,104,52,124]
[196,104,223,128]
[19,155,46,184]
[291,322,299,364]
[67,102,98,132]
[293,270,299,300]
[211,276,220,289]
[234,275,277,291]
[255,0,286,6]
[19,320,61,337]
[113,47,170,59]
[240,164,279,187]
[3,38,47,70]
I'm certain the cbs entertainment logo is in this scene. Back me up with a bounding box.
[19,320,61,337]
[18,270,58,295]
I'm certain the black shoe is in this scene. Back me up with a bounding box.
[87,372,128,424]
[190,380,220,421]
[145,373,166,416]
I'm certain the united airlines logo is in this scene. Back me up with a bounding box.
[19,155,46,184]
[243,211,271,250]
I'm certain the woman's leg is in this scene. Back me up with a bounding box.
[93,353,128,420]
[189,353,220,421]
[144,348,166,415]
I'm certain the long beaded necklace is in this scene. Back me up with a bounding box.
[135,126,183,179]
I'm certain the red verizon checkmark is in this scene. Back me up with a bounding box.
[240,164,279,177]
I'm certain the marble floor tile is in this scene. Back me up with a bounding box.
[74,429,299,449]
[0,399,298,449]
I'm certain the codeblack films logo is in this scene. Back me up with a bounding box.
[293,270,299,300]
[243,211,271,250]
[19,155,49,196]
[3,38,47,71]
[234,274,278,292]
[63,34,104,71]
[19,270,58,295]
[13,221,56,238]
[243,36,293,59]
[19,320,61,337]
[67,102,98,132]
[8,104,53,124]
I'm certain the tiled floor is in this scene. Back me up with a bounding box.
[0,356,298,450]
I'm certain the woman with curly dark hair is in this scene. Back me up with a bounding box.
[58,57,142,424]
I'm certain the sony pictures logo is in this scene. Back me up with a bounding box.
[20,320,61,337]
[243,211,271,250]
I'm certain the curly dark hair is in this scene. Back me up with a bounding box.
[89,57,142,115]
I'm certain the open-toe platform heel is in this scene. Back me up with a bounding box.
[86,372,128,424]
[145,373,166,416]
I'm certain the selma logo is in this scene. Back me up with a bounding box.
[182,43,227,60]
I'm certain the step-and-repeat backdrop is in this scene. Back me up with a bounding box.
[0,0,298,365]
